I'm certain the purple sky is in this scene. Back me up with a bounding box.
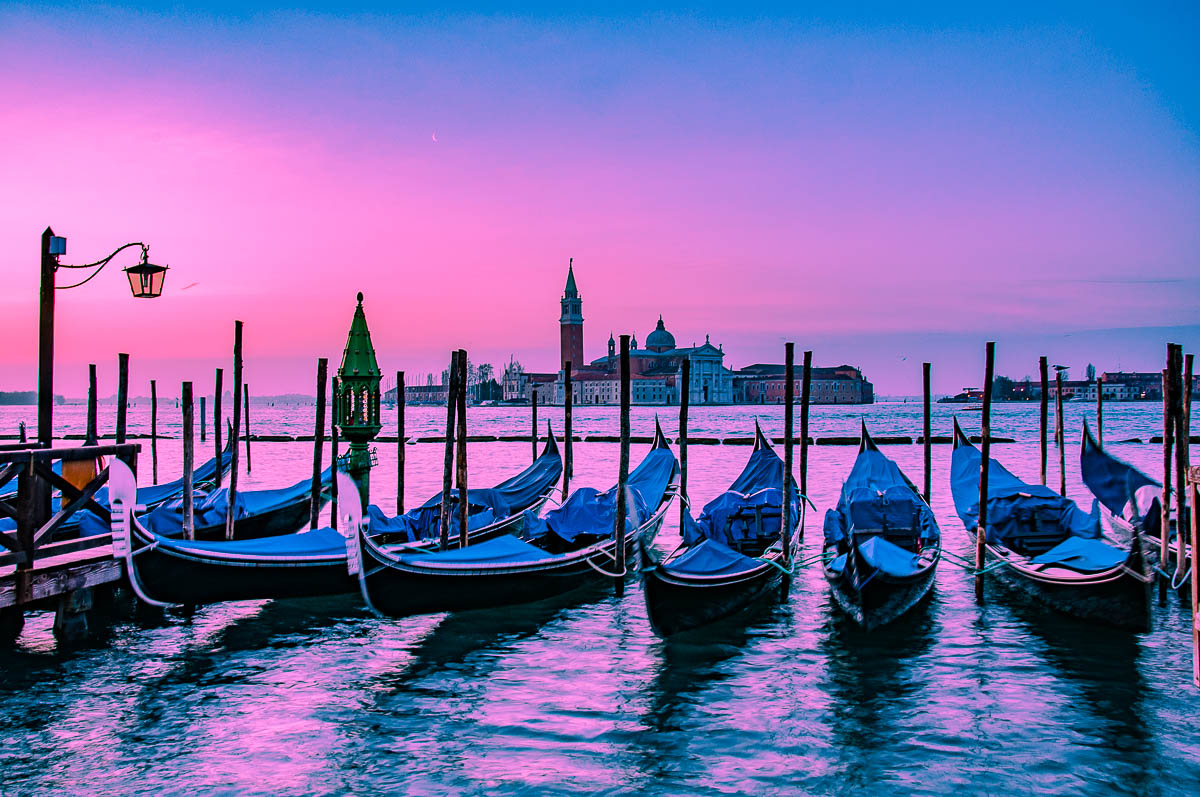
[1,4,1197,396]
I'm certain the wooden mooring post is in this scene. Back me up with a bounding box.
[150,379,158,483]
[243,384,252,474]
[799,350,812,540]
[1171,345,1188,583]
[614,336,631,596]
[1095,376,1103,446]
[116,353,129,445]
[531,390,538,464]
[200,396,206,443]
[782,343,794,565]
[1039,356,1049,485]
[311,358,328,529]
[214,368,223,489]
[563,362,573,501]
[1055,369,1066,497]
[1189,469,1199,688]
[330,376,340,530]
[86,364,98,445]
[977,341,995,603]
[225,320,243,541]
[439,352,459,552]
[923,362,932,503]
[182,381,195,539]
[679,358,690,533]
[456,350,469,548]
[397,370,406,515]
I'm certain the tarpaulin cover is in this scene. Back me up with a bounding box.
[680,441,799,548]
[667,538,765,577]
[92,440,234,510]
[857,535,923,577]
[401,533,550,566]
[524,487,648,544]
[1080,425,1160,518]
[524,444,676,545]
[155,526,348,559]
[1031,535,1127,571]
[371,442,562,541]
[951,434,1099,549]
[823,446,939,546]
[366,502,496,542]
[141,467,332,536]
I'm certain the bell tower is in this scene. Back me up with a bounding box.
[559,258,584,372]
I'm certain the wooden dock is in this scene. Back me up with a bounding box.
[0,442,137,641]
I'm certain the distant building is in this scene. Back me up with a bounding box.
[732,364,874,404]
[501,357,556,403]
[552,265,733,404]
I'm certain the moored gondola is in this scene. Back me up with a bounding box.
[351,422,678,618]
[822,422,940,630]
[112,431,563,606]
[640,421,799,637]
[1080,422,1190,593]
[951,418,1152,631]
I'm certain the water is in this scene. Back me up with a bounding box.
[1,402,1197,795]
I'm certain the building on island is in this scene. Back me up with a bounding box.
[732,363,874,404]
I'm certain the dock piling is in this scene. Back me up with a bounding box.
[782,343,794,565]
[225,320,243,541]
[1096,376,1103,446]
[800,350,813,540]
[311,358,328,529]
[923,362,932,503]
[1039,356,1048,485]
[182,381,195,539]
[214,368,223,489]
[86,364,98,445]
[200,396,206,443]
[1171,345,1188,581]
[679,358,690,533]
[397,370,405,515]
[116,353,129,445]
[439,351,459,552]
[1055,369,1066,497]
[243,384,251,473]
[456,350,469,548]
[977,341,995,603]
[331,376,340,530]
[531,390,538,464]
[615,336,630,595]
[563,362,573,501]
[150,380,158,483]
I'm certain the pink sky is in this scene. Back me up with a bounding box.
[1,8,1198,396]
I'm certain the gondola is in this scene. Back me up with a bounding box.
[822,422,940,630]
[351,422,678,618]
[640,421,799,636]
[0,435,234,535]
[950,418,1151,631]
[1079,423,1189,591]
[112,432,563,606]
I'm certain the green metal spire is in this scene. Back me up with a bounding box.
[339,291,381,379]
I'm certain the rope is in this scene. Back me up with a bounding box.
[584,555,626,578]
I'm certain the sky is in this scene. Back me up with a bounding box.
[1,2,1198,397]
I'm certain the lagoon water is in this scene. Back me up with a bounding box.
[1,400,1198,795]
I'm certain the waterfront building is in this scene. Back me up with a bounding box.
[732,363,874,404]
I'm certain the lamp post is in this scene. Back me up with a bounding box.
[37,226,168,447]
[335,292,382,510]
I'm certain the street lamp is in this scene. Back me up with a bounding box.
[37,226,170,447]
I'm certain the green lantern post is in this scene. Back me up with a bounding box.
[335,292,382,509]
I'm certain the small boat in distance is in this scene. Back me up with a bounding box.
[641,421,799,637]
[351,422,678,618]
[950,418,1151,631]
[822,422,940,630]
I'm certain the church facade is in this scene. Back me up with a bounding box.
[554,265,734,405]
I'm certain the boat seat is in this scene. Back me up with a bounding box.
[997,505,1068,556]
[724,505,782,553]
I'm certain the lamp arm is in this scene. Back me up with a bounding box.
[55,242,148,291]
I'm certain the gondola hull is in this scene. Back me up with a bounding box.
[360,505,669,617]
[642,545,787,636]
[190,495,321,541]
[824,543,937,632]
[129,540,352,605]
[972,528,1152,632]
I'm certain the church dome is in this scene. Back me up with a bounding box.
[646,316,676,352]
